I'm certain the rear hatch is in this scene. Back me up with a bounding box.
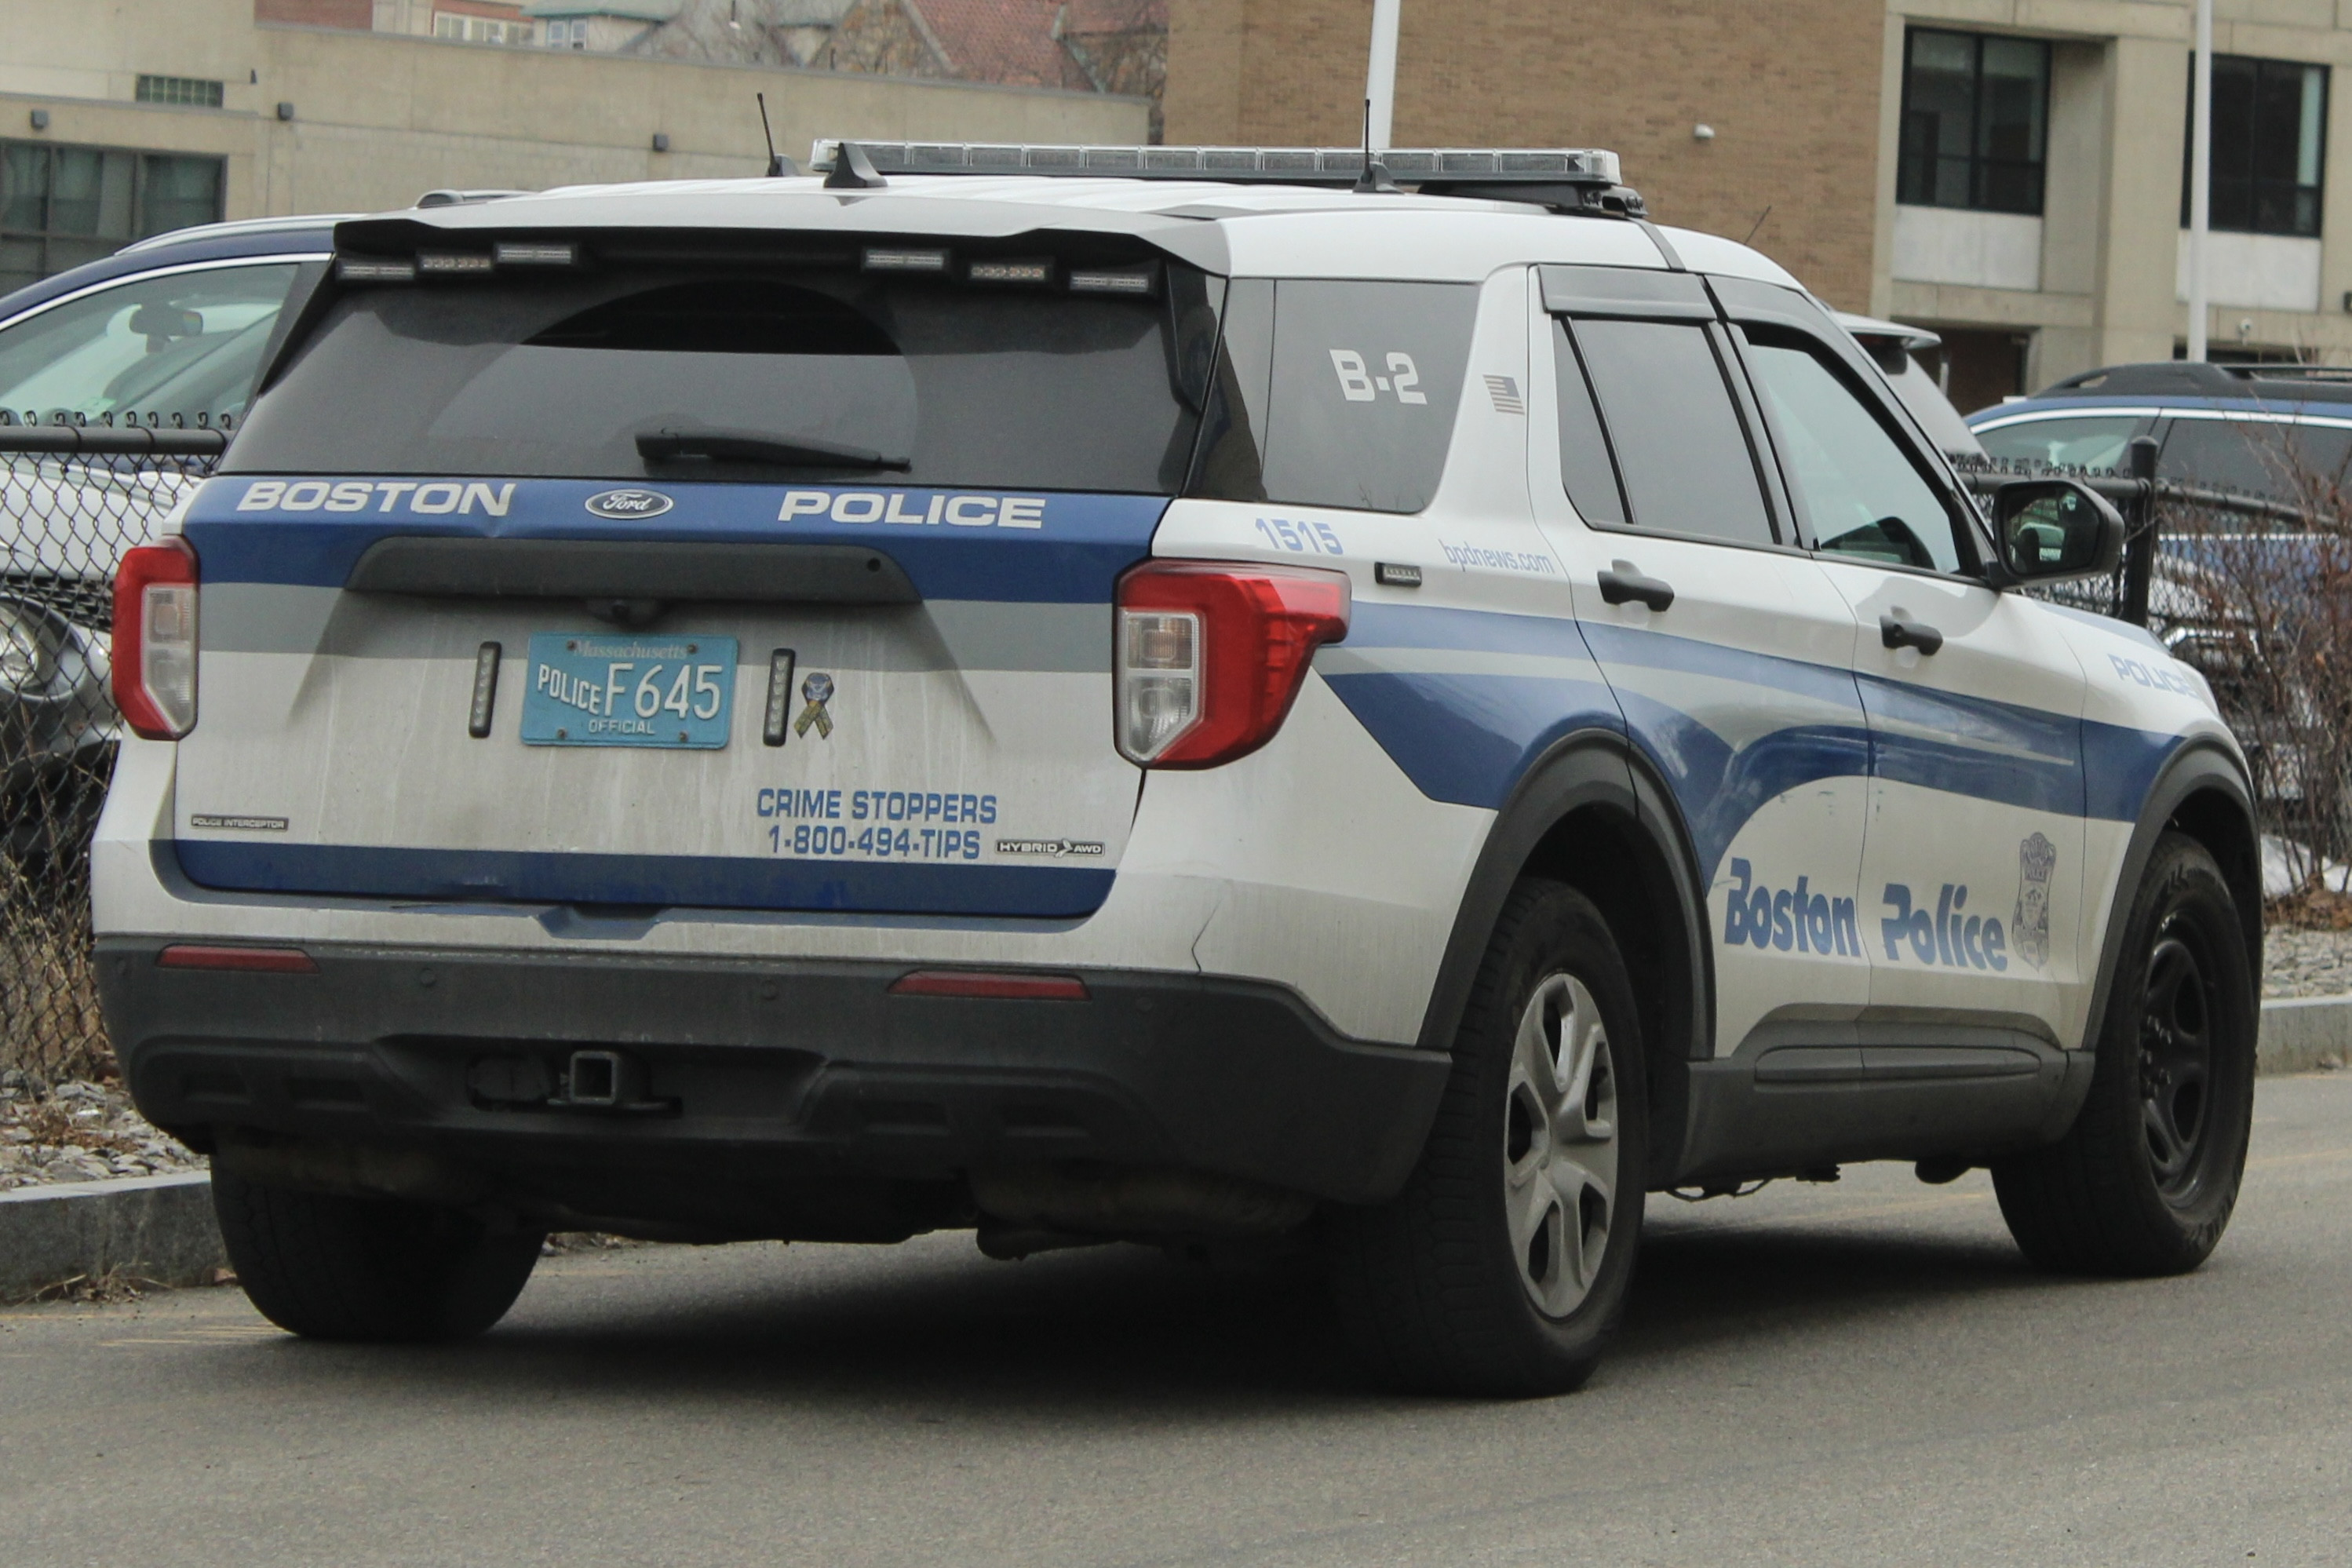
[172,233,1220,919]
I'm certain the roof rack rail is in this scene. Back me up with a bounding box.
[2038,359,2352,403]
[806,140,1645,214]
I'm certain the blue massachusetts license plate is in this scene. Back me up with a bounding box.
[520,633,738,749]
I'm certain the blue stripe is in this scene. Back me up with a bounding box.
[1329,604,2187,854]
[182,478,1169,604]
[171,841,1113,918]
[1319,603,1624,807]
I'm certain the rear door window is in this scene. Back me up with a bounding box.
[227,262,1212,493]
[1559,315,1775,545]
[1190,279,1474,513]
[2157,415,2352,503]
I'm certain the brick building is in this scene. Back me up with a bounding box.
[1169,2,2352,411]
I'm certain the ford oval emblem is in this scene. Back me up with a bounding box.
[585,488,674,520]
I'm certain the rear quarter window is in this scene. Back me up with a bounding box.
[1191,279,1475,513]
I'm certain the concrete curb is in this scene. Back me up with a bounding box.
[0,1172,224,1304]
[2261,993,2352,1076]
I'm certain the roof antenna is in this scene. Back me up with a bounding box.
[756,93,796,177]
[824,139,887,190]
[1353,97,1397,194]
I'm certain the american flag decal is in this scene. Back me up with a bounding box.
[1484,374,1525,414]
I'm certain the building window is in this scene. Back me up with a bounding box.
[0,141,226,290]
[2182,56,2328,237]
[1897,28,2051,216]
[434,13,533,45]
[542,19,588,49]
[134,75,225,108]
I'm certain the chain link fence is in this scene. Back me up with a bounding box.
[0,426,221,1085]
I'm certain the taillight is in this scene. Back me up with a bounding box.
[1114,561,1349,768]
[112,537,199,740]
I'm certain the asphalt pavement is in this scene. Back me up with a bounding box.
[5,1074,2351,1567]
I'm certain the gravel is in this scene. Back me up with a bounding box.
[0,1071,203,1194]
[2263,927,2352,999]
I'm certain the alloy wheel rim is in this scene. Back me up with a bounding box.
[1503,972,1619,1318]
[2139,924,2215,1198]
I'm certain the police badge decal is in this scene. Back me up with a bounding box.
[2014,832,2057,970]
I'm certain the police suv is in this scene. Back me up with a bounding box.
[93,142,2259,1395]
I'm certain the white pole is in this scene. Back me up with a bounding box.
[2189,0,2213,362]
[1366,0,1401,149]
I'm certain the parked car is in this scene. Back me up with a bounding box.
[0,215,341,862]
[1968,359,2352,501]
[1970,361,2347,715]
[94,142,2258,1394]
[0,195,525,865]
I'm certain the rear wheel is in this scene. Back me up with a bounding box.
[213,1169,544,1342]
[1327,879,1646,1395]
[1993,833,2255,1274]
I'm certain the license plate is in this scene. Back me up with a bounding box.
[520,633,738,749]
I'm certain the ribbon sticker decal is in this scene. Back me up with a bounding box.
[793,671,835,739]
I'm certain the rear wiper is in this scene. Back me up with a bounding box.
[635,426,909,471]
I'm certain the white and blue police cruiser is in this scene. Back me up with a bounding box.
[93,140,2259,1394]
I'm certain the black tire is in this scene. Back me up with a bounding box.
[213,1169,545,1342]
[1993,832,2256,1275]
[1326,879,1647,1395]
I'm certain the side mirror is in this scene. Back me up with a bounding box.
[1992,479,2124,583]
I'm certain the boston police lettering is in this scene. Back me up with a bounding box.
[1723,859,1861,957]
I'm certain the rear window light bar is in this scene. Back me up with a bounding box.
[811,139,1621,188]
[337,240,581,285]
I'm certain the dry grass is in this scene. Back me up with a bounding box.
[0,861,113,1087]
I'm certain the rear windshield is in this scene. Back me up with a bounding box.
[225,263,1216,493]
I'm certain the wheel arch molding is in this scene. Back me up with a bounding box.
[2081,739,2261,1063]
[1417,728,1712,1188]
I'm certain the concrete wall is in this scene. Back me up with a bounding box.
[0,0,1147,225]
[1166,0,1889,312]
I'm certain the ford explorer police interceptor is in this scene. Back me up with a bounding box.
[91,142,2260,1395]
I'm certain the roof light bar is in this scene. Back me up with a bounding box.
[810,139,1621,188]
[335,256,416,284]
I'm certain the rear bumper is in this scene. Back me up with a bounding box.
[96,940,1449,1226]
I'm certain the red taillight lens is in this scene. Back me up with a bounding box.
[111,537,199,740]
[888,970,1089,1000]
[156,944,317,973]
[1114,562,1349,768]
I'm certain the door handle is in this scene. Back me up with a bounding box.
[1880,614,1944,655]
[1598,567,1675,611]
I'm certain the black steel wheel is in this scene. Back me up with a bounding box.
[1993,832,2255,1274]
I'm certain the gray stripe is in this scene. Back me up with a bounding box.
[202,586,1106,673]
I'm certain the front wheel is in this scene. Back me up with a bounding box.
[1326,879,1646,1395]
[1993,832,2256,1274]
